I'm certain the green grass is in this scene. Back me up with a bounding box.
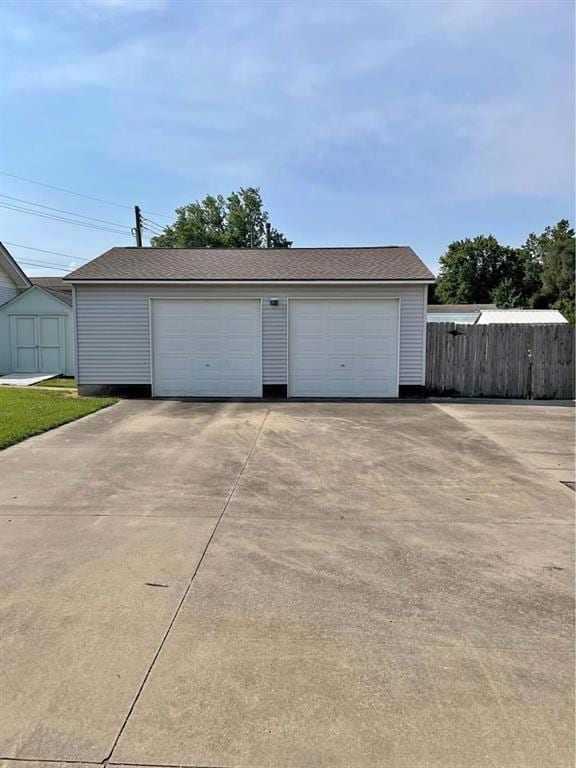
[0,388,118,450]
[33,377,76,388]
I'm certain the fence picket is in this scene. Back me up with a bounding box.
[426,323,574,399]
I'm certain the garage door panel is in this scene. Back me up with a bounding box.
[152,300,261,397]
[289,299,399,398]
[290,313,320,333]
[327,337,363,354]
[222,317,258,335]
[227,337,259,354]
[224,356,260,376]
[360,356,394,375]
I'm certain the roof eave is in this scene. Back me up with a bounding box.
[0,242,32,289]
[65,278,435,285]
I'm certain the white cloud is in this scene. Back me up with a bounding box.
[2,0,572,204]
[450,99,574,199]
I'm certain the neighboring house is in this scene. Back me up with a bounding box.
[0,243,75,377]
[427,304,568,325]
[0,241,30,304]
[66,246,435,398]
[427,304,496,324]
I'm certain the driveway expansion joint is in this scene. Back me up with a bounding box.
[0,759,101,766]
[102,408,271,764]
[109,763,232,768]
[0,761,230,768]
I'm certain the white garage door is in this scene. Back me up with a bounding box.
[151,299,262,397]
[289,299,399,397]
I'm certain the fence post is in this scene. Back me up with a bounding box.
[426,323,573,399]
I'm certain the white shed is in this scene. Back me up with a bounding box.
[0,244,75,377]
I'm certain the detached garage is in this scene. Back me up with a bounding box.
[66,246,434,399]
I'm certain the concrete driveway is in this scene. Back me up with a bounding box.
[0,400,573,768]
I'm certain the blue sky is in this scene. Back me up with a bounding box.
[0,0,573,276]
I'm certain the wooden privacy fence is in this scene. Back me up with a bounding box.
[426,323,574,399]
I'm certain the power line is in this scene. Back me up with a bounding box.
[17,258,75,272]
[142,225,163,237]
[9,248,87,270]
[2,241,87,262]
[0,202,134,237]
[0,201,130,234]
[0,170,173,219]
[141,215,164,236]
[0,193,130,229]
[142,216,166,231]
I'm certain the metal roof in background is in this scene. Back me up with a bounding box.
[476,309,568,324]
[427,304,496,313]
[427,312,480,324]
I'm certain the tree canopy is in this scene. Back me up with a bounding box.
[150,187,291,249]
[434,220,575,323]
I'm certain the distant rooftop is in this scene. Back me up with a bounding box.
[427,312,480,324]
[477,309,568,324]
[427,304,496,313]
[30,276,73,306]
[427,306,568,325]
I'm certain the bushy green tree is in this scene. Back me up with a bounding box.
[524,220,575,323]
[434,222,575,322]
[151,187,291,249]
[435,236,523,304]
[490,277,523,308]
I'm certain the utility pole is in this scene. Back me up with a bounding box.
[133,205,143,247]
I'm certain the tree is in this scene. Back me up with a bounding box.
[490,277,523,308]
[434,235,523,305]
[150,187,291,249]
[522,220,575,323]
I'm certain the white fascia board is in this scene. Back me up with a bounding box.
[0,285,71,311]
[67,279,435,285]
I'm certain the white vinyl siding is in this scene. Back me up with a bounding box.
[74,283,427,387]
[0,265,18,307]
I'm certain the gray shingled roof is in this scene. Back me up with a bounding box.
[30,277,73,306]
[65,246,434,282]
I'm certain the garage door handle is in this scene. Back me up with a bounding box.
[205,363,210,367]
[340,364,346,367]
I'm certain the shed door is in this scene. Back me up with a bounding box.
[152,299,262,397]
[38,316,64,372]
[289,299,399,397]
[10,315,63,373]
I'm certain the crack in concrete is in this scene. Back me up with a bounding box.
[0,760,230,768]
[100,408,271,765]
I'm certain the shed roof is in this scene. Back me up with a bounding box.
[477,309,568,324]
[30,277,73,306]
[427,304,496,313]
[427,312,479,324]
[65,246,434,282]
